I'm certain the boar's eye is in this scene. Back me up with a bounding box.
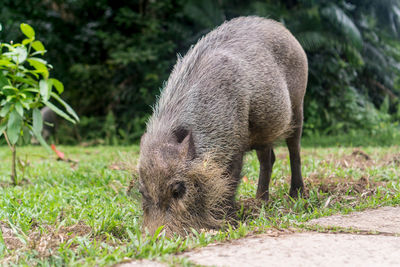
[171,181,186,199]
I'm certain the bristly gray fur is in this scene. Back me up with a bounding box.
[143,16,307,166]
[139,16,308,235]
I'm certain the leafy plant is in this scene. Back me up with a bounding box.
[0,22,78,185]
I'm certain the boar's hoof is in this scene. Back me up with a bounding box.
[289,186,304,199]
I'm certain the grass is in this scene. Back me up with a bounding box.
[0,142,399,266]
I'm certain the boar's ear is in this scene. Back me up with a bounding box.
[180,130,196,160]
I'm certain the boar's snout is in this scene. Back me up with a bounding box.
[142,209,169,236]
[140,180,190,236]
[139,153,234,236]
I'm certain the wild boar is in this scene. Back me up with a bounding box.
[138,16,308,235]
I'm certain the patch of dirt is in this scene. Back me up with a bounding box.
[1,221,93,258]
[0,221,24,251]
[325,149,374,170]
[108,162,129,171]
[303,175,386,208]
[79,139,105,147]
[308,166,386,188]
[320,149,400,170]
[0,178,31,188]
[381,153,400,166]
[351,149,371,160]
[276,152,288,160]
[30,223,92,257]
[307,175,379,194]
[236,174,386,219]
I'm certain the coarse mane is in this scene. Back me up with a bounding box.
[145,20,234,136]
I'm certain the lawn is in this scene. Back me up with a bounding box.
[0,142,399,266]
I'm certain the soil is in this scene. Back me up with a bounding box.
[299,148,400,171]
[1,221,93,263]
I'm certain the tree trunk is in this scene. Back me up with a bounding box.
[11,144,17,185]
[3,132,17,185]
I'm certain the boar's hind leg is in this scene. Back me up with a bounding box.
[256,146,275,202]
[286,121,304,198]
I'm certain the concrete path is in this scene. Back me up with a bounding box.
[308,206,400,234]
[183,233,400,267]
[119,206,400,267]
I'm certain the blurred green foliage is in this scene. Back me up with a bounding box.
[1,0,399,144]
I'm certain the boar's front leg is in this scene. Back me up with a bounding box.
[227,153,244,205]
[256,146,275,202]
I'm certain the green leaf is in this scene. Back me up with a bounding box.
[22,38,33,46]
[32,108,43,134]
[28,124,51,152]
[27,58,49,79]
[151,225,165,243]
[2,43,13,50]
[30,50,47,57]
[15,102,24,117]
[44,101,76,123]
[321,4,362,48]
[126,229,136,242]
[27,57,47,65]
[7,110,22,144]
[19,93,27,100]
[20,23,35,39]
[0,120,6,137]
[34,68,50,79]
[13,76,37,87]
[21,87,40,94]
[50,92,79,122]
[21,125,30,144]
[19,99,31,110]
[50,78,64,94]
[26,70,39,79]
[0,59,13,67]
[2,85,18,92]
[296,31,333,52]
[0,103,11,117]
[6,95,16,102]
[31,41,45,52]
[0,23,2,32]
[39,79,50,101]
[11,46,28,63]
[0,71,8,89]
[17,63,27,69]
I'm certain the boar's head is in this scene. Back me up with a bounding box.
[138,131,232,236]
